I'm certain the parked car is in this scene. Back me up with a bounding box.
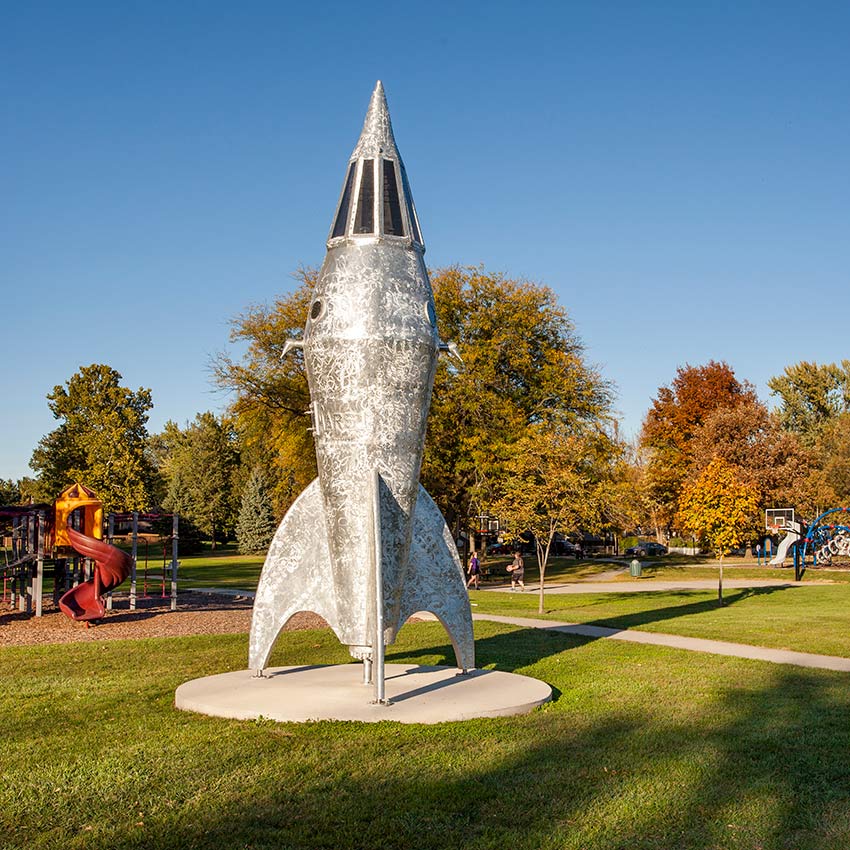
[624,542,668,557]
[485,542,512,556]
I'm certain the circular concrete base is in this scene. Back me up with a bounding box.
[175,664,552,724]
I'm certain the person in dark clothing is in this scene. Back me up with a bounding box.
[508,551,525,591]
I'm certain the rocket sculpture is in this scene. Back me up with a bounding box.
[249,82,475,700]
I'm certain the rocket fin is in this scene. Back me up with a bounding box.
[397,485,475,671]
[249,478,341,672]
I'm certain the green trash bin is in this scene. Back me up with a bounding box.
[630,558,642,577]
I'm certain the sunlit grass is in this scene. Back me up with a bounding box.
[472,584,850,657]
[2,621,850,849]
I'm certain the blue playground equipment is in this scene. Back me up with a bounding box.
[797,507,850,581]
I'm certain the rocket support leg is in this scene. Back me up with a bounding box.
[371,469,390,705]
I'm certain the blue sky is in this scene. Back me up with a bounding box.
[2,2,849,481]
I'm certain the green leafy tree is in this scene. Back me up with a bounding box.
[30,364,158,512]
[158,413,241,549]
[214,266,613,535]
[213,269,316,514]
[236,469,278,554]
[768,360,850,446]
[803,412,850,509]
[0,479,21,505]
[16,477,43,504]
[494,426,615,613]
[425,267,613,531]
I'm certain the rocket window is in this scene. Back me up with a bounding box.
[354,159,375,234]
[382,159,405,236]
[400,163,423,245]
[310,300,324,321]
[332,163,356,238]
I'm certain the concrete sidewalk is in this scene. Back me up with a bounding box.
[191,586,850,673]
[480,578,809,594]
[472,613,850,673]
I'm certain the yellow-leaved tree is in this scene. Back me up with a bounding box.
[678,456,759,604]
[493,426,615,613]
[214,266,615,529]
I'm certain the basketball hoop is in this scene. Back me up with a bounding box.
[766,508,794,535]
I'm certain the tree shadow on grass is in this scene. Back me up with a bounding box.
[83,652,850,850]
[391,585,800,676]
[386,625,591,678]
[578,584,795,632]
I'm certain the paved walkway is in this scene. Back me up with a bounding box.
[192,586,850,673]
[472,613,850,673]
[480,578,808,594]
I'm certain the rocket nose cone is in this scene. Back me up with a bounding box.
[352,81,398,160]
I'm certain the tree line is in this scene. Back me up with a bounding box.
[7,266,850,575]
[637,360,850,556]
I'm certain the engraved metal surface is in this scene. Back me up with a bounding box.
[249,81,475,674]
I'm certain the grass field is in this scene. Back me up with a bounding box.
[164,543,850,591]
[6,545,849,847]
[171,547,822,590]
[3,620,850,850]
[472,584,850,658]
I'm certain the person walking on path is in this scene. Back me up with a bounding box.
[507,551,525,591]
[467,551,481,590]
[756,542,762,566]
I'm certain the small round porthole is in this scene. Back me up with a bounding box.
[310,300,325,321]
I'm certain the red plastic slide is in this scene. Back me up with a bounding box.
[58,527,133,621]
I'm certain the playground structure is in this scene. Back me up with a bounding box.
[798,507,850,579]
[765,506,850,580]
[1,504,49,616]
[1,483,179,620]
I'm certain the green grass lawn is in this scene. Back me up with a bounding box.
[2,621,850,849]
[172,544,265,590]
[473,584,850,657]
[169,546,850,593]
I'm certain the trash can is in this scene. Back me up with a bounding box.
[630,559,642,577]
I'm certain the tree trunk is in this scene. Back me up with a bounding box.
[718,554,724,606]
[537,531,554,615]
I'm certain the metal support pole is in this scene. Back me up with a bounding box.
[363,657,373,685]
[106,513,115,611]
[170,514,178,611]
[130,512,138,610]
[53,559,64,605]
[11,516,19,561]
[35,511,45,617]
[371,470,388,705]
[10,518,18,609]
[25,513,35,614]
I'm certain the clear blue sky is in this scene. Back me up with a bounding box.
[3,2,849,481]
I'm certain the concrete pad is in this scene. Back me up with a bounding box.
[175,663,552,724]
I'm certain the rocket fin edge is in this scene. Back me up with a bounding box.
[395,485,475,671]
[249,478,341,671]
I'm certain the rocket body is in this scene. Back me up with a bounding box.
[249,83,474,673]
[305,240,438,649]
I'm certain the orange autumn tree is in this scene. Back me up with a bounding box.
[640,361,757,538]
[678,456,759,603]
